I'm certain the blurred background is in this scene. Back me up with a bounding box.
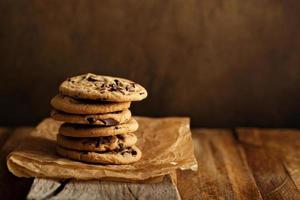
[0,0,299,127]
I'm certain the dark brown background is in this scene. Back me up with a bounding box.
[0,0,299,127]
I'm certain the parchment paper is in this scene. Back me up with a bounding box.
[7,117,197,181]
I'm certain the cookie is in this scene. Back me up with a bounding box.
[59,118,139,137]
[51,109,131,126]
[57,133,137,152]
[51,94,131,114]
[59,73,147,102]
[56,145,142,164]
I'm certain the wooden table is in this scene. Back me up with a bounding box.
[1,127,300,200]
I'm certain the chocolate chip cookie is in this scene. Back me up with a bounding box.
[51,109,131,126]
[51,73,147,165]
[57,133,137,152]
[56,145,142,164]
[59,73,147,102]
[51,94,131,114]
[59,118,139,137]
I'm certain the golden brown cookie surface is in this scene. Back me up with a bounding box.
[57,133,137,152]
[59,118,139,137]
[51,94,131,114]
[51,109,131,126]
[56,145,142,164]
[59,73,147,102]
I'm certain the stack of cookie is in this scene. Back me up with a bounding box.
[50,73,147,164]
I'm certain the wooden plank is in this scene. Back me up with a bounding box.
[27,178,62,199]
[0,127,35,200]
[27,175,180,200]
[4,125,181,199]
[177,129,262,200]
[3,126,180,200]
[237,128,300,200]
[12,127,300,200]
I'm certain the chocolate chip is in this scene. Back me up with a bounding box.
[87,76,98,82]
[140,92,145,95]
[114,126,120,130]
[86,117,96,124]
[132,150,137,156]
[116,134,124,140]
[99,118,119,126]
[95,138,101,147]
[125,85,135,92]
[114,79,120,85]
[130,83,136,88]
[108,83,118,92]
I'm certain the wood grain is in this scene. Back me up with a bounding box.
[1,0,300,127]
[177,129,262,200]
[237,128,300,200]
[4,127,300,199]
[0,127,34,200]
[27,175,180,200]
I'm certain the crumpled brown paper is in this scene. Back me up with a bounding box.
[7,117,197,181]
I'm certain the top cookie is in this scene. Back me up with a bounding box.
[59,73,148,102]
